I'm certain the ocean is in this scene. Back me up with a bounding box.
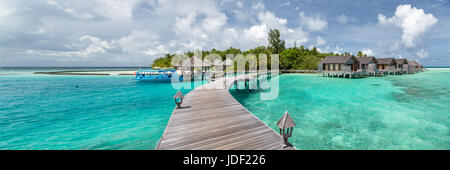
[230,68,450,149]
[0,68,202,149]
[0,68,448,149]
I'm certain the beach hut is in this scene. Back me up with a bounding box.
[318,55,362,78]
[407,60,423,73]
[407,59,416,73]
[276,111,296,147]
[173,56,212,80]
[411,60,424,72]
[214,58,233,76]
[395,59,408,74]
[376,58,398,75]
[416,61,425,72]
[356,56,379,76]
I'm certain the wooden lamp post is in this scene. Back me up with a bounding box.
[174,90,184,109]
[276,111,296,147]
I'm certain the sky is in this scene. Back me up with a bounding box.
[0,0,449,67]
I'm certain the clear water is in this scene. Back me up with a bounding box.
[230,68,450,150]
[0,68,203,150]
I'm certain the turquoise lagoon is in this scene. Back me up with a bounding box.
[230,68,450,149]
[0,68,448,150]
[0,68,204,149]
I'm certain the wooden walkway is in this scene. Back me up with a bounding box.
[156,75,285,150]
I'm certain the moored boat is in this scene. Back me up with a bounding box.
[135,69,183,82]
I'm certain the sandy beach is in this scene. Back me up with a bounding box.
[34,70,137,76]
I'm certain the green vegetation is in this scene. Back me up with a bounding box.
[357,51,367,57]
[152,28,348,70]
[151,53,174,68]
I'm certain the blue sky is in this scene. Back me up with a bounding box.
[0,0,449,66]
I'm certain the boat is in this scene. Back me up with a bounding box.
[135,69,183,82]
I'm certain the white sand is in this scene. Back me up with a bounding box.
[66,70,137,75]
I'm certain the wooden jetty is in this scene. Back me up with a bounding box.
[156,74,290,150]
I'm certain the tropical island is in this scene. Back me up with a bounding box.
[152,29,335,71]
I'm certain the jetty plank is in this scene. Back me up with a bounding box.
[156,75,286,150]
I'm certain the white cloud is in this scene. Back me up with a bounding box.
[255,11,309,47]
[252,1,265,11]
[362,49,375,56]
[47,0,57,6]
[26,35,116,58]
[279,2,291,7]
[285,27,308,46]
[257,11,287,28]
[337,14,348,24]
[316,36,326,46]
[244,24,268,44]
[378,4,437,48]
[142,45,169,56]
[202,13,227,33]
[27,28,46,35]
[237,1,243,8]
[417,49,429,58]
[0,7,14,17]
[95,0,139,20]
[118,30,157,53]
[299,12,327,31]
[221,28,240,47]
[333,46,343,55]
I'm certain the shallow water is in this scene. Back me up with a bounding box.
[230,69,450,149]
[0,69,203,150]
[1,68,448,150]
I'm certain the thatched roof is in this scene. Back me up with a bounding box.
[395,59,408,64]
[320,55,358,64]
[173,90,183,99]
[177,56,211,67]
[407,60,418,66]
[356,56,377,64]
[377,58,397,65]
[215,58,233,66]
[416,61,423,67]
[276,111,296,129]
[208,59,223,66]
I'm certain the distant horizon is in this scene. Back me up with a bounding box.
[1,66,450,68]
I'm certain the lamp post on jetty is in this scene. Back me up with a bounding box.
[276,111,296,148]
[174,90,184,109]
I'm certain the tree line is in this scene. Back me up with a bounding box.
[153,29,354,70]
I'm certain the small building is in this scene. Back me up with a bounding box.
[407,60,421,73]
[395,59,409,74]
[416,62,425,72]
[376,58,398,75]
[318,55,363,78]
[173,56,212,80]
[356,56,380,76]
[409,60,424,73]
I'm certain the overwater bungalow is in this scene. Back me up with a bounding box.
[173,56,212,80]
[408,60,424,73]
[395,59,409,74]
[356,56,381,76]
[318,55,364,78]
[417,62,425,72]
[407,59,416,73]
[173,56,211,72]
[376,58,398,75]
